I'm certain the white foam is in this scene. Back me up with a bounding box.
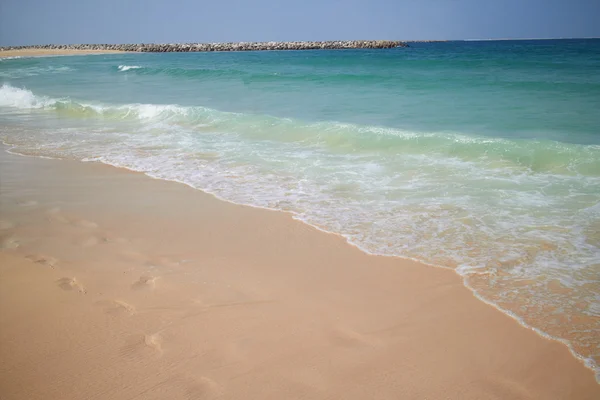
[3,116,599,380]
[0,84,53,108]
[118,65,142,71]
[2,82,599,381]
[0,85,227,129]
[0,65,73,78]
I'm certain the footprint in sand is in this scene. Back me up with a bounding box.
[45,209,99,229]
[120,333,162,359]
[329,326,378,348]
[97,299,136,316]
[18,200,38,207]
[56,277,87,294]
[97,233,128,244]
[73,219,98,229]
[132,275,157,290]
[145,374,222,399]
[145,255,183,269]
[122,254,186,270]
[77,235,101,247]
[77,233,120,247]
[0,220,15,230]
[0,236,20,250]
[26,254,58,269]
[120,250,147,263]
[179,375,222,399]
[46,207,71,223]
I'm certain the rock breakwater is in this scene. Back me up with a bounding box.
[0,40,407,53]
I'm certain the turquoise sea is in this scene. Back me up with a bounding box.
[1,39,599,378]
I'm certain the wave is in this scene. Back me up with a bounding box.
[2,83,599,380]
[0,84,211,119]
[117,65,143,71]
[110,59,596,88]
[0,84,55,108]
[111,64,405,85]
[1,84,599,177]
[0,65,73,78]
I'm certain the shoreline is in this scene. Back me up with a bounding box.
[80,154,600,380]
[1,145,598,399]
[7,143,597,382]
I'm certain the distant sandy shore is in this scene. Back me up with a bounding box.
[0,145,598,399]
[0,48,126,57]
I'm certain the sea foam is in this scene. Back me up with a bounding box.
[118,65,143,71]
[0,84,53,108]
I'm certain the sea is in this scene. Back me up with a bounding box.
[1,39,599,379]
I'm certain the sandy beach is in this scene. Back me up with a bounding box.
[0,145,598,400]
[0,49,126,57]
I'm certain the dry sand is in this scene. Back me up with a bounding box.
[0,49,126,57]
[0,146,598,399]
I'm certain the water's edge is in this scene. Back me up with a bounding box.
[4,142,598,383]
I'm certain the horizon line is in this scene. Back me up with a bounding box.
[458,36,600,41]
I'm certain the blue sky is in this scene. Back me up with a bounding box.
[1,0,599,45]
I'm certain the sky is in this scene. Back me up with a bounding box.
[1,0,599,46]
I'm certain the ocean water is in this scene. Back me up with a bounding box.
[1,39,599,378]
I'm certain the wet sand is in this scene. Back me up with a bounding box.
[0,146,598,399]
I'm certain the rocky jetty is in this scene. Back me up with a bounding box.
[0,40,408,53]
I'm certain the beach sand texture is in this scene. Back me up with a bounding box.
[0,147,598,399]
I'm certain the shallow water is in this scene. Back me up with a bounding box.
[1,39,599,378]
